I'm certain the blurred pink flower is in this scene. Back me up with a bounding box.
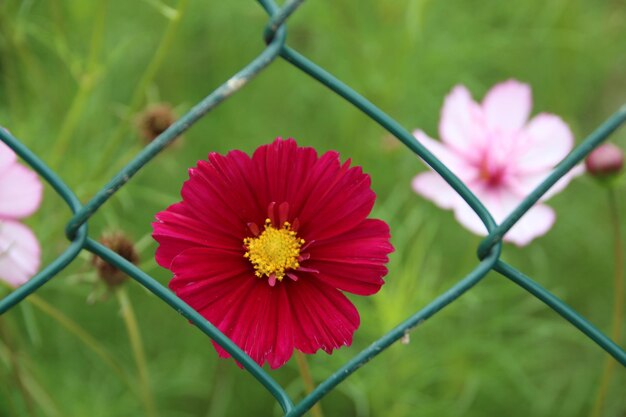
[0,142,43,286]
[412,80,582,246]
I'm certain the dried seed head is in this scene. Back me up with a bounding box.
[92,232,139,287]
[585,143,624,179]
[137,103,177,143]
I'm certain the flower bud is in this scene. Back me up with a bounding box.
[92,232,139,287]
[585,143,624,179]
[137,103,177,143]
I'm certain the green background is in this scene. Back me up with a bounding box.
[0,0,625,416]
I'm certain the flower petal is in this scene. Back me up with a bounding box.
[212,280,290,369]
[413,130,477,174]
[0,163,43,219]
[412,172,468,210]
[503,204,556,246]
[515,113,574,172]
[296,155,376,241]
[450,184,520,237]
[289,277,360,355]
[439,85,486,159]
[169,247,295,369]
[452,201,490,238]
[250,138,319,213]
[250,138,376,241]
[482,79,531,132]
[0,220,40,287]
[507,164,584,202]
[153,202,242,269]
[452,187,556,246]
[181,150,264,237]
[168,247,249,293]
[306,219,393,295]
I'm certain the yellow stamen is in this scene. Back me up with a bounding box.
[243,219,303,282]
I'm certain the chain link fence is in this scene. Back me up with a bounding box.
[1,0,625,415]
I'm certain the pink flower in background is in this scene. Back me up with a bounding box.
[153,138,393,368]
[0,142,43,286]
[412,80,581,245]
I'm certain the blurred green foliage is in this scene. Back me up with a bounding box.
[0,0,625,416]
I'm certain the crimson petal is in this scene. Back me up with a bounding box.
[289,278,360,354]
[306,219,393,295]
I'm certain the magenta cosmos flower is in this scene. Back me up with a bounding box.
[152,138,393,368]
[0,141,43,286]
[412,80,582,246]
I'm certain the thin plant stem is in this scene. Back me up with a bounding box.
[25,291,133,389]
[0,317,37,417]
[116,287,159,417]
[206,360,233,417]
[0,15,24,123]
[295,351,324,417]
[589,188,624,417]
[0,332,65,417]
[49,0,109,168]
[1,282,150,407]
[0,368,19,416]
[90,0,189,180]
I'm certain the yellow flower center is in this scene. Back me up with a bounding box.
[243,219,304,282]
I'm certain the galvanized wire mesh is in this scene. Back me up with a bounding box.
[1,0,625,415]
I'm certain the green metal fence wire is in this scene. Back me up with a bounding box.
[1,0,625,415]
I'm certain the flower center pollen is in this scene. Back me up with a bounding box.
[478,157,505,187]
[244,219,304,283]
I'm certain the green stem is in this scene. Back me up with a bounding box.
[90,0,189,181]
[25,292,132,388]
[0,15,24,123]
[116,288,159,417]
[49,0,109,168]
[0,317,37,417]
[0,368,19,416]
[205,360,233,417]
[589,188,624,417]
[295,351,324,417]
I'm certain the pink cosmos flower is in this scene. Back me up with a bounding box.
[412,80,581,246]
[153,138,393,368]
[0,141,43,286]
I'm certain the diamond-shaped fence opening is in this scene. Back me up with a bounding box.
[1,0,625,416]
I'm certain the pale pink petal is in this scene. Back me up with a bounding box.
[414,175,503,237]
[447,183,516,237]
[413,130,476,174]
[452,202,489,237]
[411,131,481,211]
[439,85,486,160]
[478,185,521,223]
[452,188,556,246]
[0,220,41,286]
[0,163,43,219]
[0,142,17,175]
[515,113,574,173]
[482,80,531,132]
[507,170,549,199]
[504,205,555,246]
[507,164,584,202]
[412,172,468,210]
